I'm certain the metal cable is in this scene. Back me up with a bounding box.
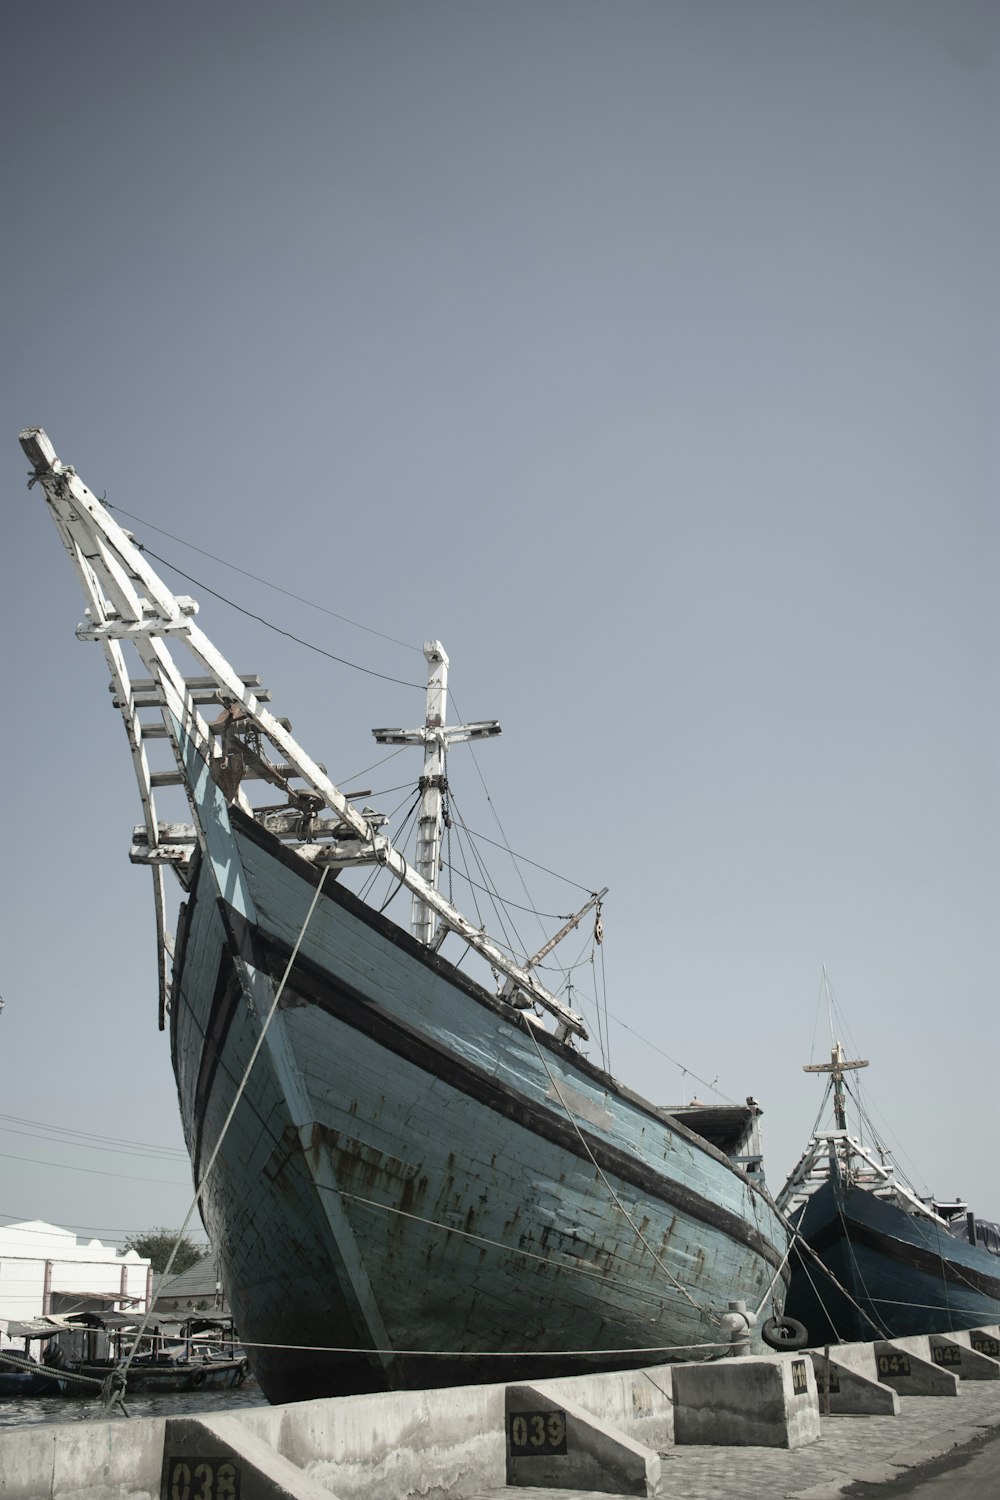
[109,869,331,1410]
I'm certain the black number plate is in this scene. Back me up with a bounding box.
[508,1409,568,1455]
[162,1457,241,1500]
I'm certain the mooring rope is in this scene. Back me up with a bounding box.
[831,1194,892,1339]
[202,1335,734,1358]
[0,1351,103,1388]
[752,1236,796,1320]
[760,1184,890,1341]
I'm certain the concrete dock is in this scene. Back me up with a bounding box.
[1,1327,997,1499]
[461,1386,999,1500]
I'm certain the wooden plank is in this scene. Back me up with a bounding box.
[133,824,199,844]
[150,764,326,788]
[128,674,265,692]
[113,688,273,706]
[134,717,292,738]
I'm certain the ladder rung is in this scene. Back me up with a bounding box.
[124,674,264,692]
[149,764,325,787]
[114,688,273,707]
[137,717,292,738]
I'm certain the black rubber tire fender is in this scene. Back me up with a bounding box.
[761,1316,809,1351]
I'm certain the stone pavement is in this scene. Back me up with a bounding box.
[466,1384,1000,1500]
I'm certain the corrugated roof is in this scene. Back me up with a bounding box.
[152,1252,227,1310]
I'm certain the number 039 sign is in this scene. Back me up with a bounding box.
[507,1409,568,1455]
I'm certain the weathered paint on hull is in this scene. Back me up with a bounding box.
[170,739,789,1404]
[785,1180,1000,1345]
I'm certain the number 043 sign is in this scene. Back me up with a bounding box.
[507,1409,568,1455]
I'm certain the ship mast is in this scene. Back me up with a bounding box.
[802,1040,868,1132]
[372,643,500,945]
[780,1034,946,1223]
[778,970,947,1221]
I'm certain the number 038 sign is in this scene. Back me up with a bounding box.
[507,1409,568,1456]
[162,1457,240,1500]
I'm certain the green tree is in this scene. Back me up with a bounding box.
[122,1228,207,1276]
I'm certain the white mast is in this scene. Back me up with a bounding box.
[373,642,500,945]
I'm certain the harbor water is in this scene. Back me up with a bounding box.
[0,1383,267,1428]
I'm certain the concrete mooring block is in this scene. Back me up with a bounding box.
[873,1338,959,1396]
[529,1362,675,1451]
[1,1415,167,1500]
[162,1414,336,1500]
[927,1331,1000,1380]
[671,1354,820,1448]
[969,1326,1000,1360]
[807,1345,900,1415]
[505,1382,661,1496]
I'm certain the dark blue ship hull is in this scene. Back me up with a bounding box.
[785,1179,1000,1345]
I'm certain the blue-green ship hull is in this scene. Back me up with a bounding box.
[170,750,789,1404]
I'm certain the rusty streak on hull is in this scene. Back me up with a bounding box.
[171,787,789,1404]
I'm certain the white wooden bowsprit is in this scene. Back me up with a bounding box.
[20,428,587,1041]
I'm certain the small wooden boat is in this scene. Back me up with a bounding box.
[2,1312,249,1398]
[0,1352,66,1397]
[67,1353,248,1396]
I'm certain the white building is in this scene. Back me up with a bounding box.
[0,1220,151,1343]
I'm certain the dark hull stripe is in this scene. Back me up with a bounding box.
[227,805,756,1176]
[199,899,785,1274]
[802,1215,1000,1301]
[191,912,246,1151]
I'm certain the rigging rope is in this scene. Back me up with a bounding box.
[109,868,331,1411]
[448,792,527,962]
[140,546,424,691]
[106,502,423,655]
[325,1186,701,1311]
[760,1184,890,1341]
[831,1193,892,1339]
[595,930,610,1072]
[521,1022,710,1319]
[209,1336,734,1358]
[450,687,554,945]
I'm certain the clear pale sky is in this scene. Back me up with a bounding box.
[2,1,997,1258]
